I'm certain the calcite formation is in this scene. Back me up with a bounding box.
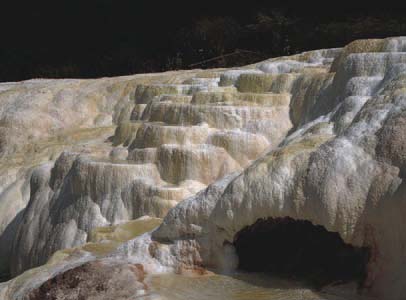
[0,37,405,300]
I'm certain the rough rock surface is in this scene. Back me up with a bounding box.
[0,37,405,300]
[25,261,147,300]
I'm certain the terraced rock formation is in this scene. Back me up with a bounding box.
[0,37,405,300]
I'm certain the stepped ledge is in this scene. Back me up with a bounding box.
[0,37,405,300]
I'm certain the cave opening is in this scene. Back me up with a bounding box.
[233,217,370,289]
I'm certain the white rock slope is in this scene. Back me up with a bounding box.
[0,37,405,300]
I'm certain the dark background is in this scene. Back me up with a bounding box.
[1,1,405,82]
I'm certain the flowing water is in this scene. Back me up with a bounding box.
[143,272,370,300]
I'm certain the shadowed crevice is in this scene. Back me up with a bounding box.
[233,217,370,289]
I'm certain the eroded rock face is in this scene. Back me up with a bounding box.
[148,37,406,299]
[3,53,297,277]
[0,37,405,300]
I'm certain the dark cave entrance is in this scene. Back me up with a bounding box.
[233,217,370,289]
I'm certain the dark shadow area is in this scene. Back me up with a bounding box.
[0,272,11,283]
[233,217,370,289]
[0,209,25,283]
[0,1,405,82]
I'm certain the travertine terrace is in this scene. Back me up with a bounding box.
[0,37,405,300]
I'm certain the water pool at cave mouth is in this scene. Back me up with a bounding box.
[147,272,369,300]
[145,217,372,300]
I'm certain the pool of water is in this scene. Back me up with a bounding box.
[144,272,370,300]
